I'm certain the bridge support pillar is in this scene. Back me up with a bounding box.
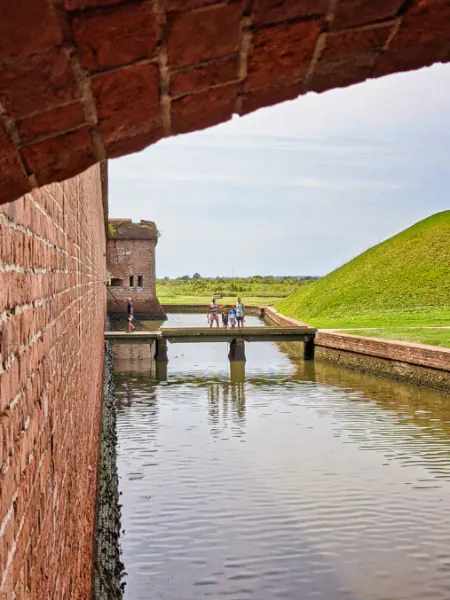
[228,338,246,362]
[154,338,169,363]
[155,362,168,381]
[304,337,315,361]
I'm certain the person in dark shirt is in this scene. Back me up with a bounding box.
[127,297,136,332]
[221,307,229,328]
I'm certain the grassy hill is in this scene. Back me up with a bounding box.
[276,211,450,329]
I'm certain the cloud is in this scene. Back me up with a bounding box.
[109,63,450,277]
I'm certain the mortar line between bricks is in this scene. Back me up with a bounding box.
[0,282,104,372]
[0,216,100,271]
[0,101,37,189]
[154,0,171,136]
[0,451,48,595]
[49,0,107,163]
[2,309,101,479]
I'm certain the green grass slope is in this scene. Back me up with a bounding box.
[276,211,450,329]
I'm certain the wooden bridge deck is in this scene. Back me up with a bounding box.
[104,326,316,345]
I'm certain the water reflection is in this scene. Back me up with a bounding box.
[114,314,450,600]
[230,359,246,382]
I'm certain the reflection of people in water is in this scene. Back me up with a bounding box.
[206,378,247,438]
[126,382,133,404]
[230,382,246,421]
[208,384,221,432]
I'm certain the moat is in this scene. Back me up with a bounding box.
[113,314,450,600]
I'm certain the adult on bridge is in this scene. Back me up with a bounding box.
[236,297,245,328]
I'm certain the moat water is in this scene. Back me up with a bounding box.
[113,314,450,600]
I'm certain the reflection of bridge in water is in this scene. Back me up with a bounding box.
[105,326,317,364]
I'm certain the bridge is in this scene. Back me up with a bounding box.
[105,326,317,362]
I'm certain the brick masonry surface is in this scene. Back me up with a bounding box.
[0,0,449,204]
[265,307,450,372]
[316,331,450,373]
[0,165,106,599]
[107,220,165,318]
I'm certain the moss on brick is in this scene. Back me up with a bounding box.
[107,220,127,238]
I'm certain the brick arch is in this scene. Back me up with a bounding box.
[1,0,449,205]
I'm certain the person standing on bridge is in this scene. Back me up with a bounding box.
[127,297,136,332]
[221,306,229,328]
[207,298,219,328]
[236,297,245,328]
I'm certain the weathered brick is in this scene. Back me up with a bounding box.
[106,128,163,159]
[239,81,301,115]
[170,55,239,97]
[245,19,320,92]
[332,0,404,30]
[72,2,158,72]
[0,0,62,62]
[374,0,450,76]
[17,103,86,144]
[65,0,123,8]
[252,0,328,26]
[0,127,30,204]
[0,163,105,598]
[21,127,96,186]
[321,23,394,61]
[167,3,242,69]
[92,62,161,150]
[167,0,219,11]
[309,52,376,93]
[0,51,78,119]
[171,83,237,134]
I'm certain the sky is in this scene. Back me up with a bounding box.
[109,63,450,278]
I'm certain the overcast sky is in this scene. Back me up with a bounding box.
[109,64,450,278]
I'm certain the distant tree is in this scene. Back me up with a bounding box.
[180,275,190,280]
[192,272,201,279]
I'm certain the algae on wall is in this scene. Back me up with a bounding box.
[93,343,124,600]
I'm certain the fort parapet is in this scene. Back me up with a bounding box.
[107,219,165,320]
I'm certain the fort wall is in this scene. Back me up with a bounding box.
[0,165,106,599]
[107,219,165,320]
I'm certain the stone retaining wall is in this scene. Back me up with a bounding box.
[263,307,450,393]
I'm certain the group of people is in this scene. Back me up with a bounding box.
[125,296,246,332]
[208,297,245,328]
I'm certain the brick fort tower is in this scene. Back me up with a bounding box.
[107,219,166,320]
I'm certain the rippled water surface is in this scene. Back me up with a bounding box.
[114,314,450,600]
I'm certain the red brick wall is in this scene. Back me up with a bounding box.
[0,165,106,599]
[107,238,164,317]
[315,331,450,372]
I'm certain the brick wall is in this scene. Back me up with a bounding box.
[0,165,106,599]
[107,221,164,319]
[315,331,450,372]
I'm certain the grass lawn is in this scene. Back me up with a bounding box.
[297,309,450,330]
[276,211,450,330]
[159,296,281,306]
[340,328,450,349]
